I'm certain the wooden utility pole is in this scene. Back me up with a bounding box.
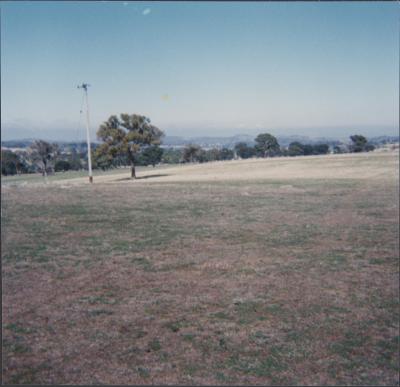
[78,83,93,183]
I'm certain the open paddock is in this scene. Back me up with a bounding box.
[2,151,399,385]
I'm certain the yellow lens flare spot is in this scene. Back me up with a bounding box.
[161,94,170,101]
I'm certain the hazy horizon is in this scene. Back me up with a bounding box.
[1,124,398,143]
[1,1,398,142]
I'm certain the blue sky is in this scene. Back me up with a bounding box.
[1,1,398,140]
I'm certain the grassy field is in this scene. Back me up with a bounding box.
[2,151,399,385]
[1,164,172,185]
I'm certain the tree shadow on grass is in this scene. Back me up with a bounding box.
[116,173,170,181]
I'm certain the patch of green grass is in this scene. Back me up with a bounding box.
[229,223,322,249]
[314,252,348,271]
[5,323,34,334]
[113,240,133,252]
[237,267,257,275]
[234,300,263,324]
[196,336,217,355]
[215,371,230,383]
[157,261,195,272]
[249,331,270,345]
[129,257,154,271]
[164,320,188,333]
[184,362,202,376]
[137,366,150,378]
[218,337,228,350]
[87,309,114,317]
[330,331,368,359]
[285,330,305,343]
[182,333,196,342]
[148,338,161,352]
[3,338,31,354]
[211,311,231,320]
[118,346,142,362]
[233,301,286,324]
[369,258,386,265]
[125,346,141,355]
[376,336,399,371]
[158,351,169,362]
[8,362,51,385]
[226,346,288,377]
[78,294,118,305]
[89,330,111,341]
[265,303,284,314]
[3,243,48,263]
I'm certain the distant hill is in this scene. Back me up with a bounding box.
[163,134,254,148]
[162,134,399,149]
[1,139,35,148]
[162,134,347,148]
[367,135,399,145]
[2,134,398,151]
[1,140,99,152]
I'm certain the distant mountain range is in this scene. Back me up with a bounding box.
[2,134,399,150]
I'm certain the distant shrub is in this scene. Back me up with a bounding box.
[364,143,375,152]
[1,149,30,175]
[162,148,183,164]
[234,142,256,159]
[55,160,71,172]
[312,144,329,155]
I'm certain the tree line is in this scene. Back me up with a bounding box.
[1,112,376,177]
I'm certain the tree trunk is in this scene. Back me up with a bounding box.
[42,160,47,177]
[130,161,136,179]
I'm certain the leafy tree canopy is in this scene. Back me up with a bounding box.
[183,144,203,163]
[95,114,164,178]
[288,142,305,156]
[140,145,164,167]
[28,140,59,176]
[234,142,255,159]
[254,133,280,157]
[350,134,368,152]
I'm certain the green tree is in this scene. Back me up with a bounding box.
[234,142,255,159]
[203,148,225,162]
[141,145,164,167]
[196,148,207,163]
[350,135,368,152]
[333,145,343,154]
[68,148,83,170]
[254,133,280,157]
[162,148,183,164]
[303,144,314,155]
[183,144,202,163]
[312,143,330,155]
[364,143,375,152]
[92,148,115,171]
[55,160,71,172]
[219,148,234,160]
[14,151,34,174]
[1,149,18,175]
[96,114,164,178]
[288,142,305,156]
[28,140,59,177]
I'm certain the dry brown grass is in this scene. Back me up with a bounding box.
[2,151,399,385]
